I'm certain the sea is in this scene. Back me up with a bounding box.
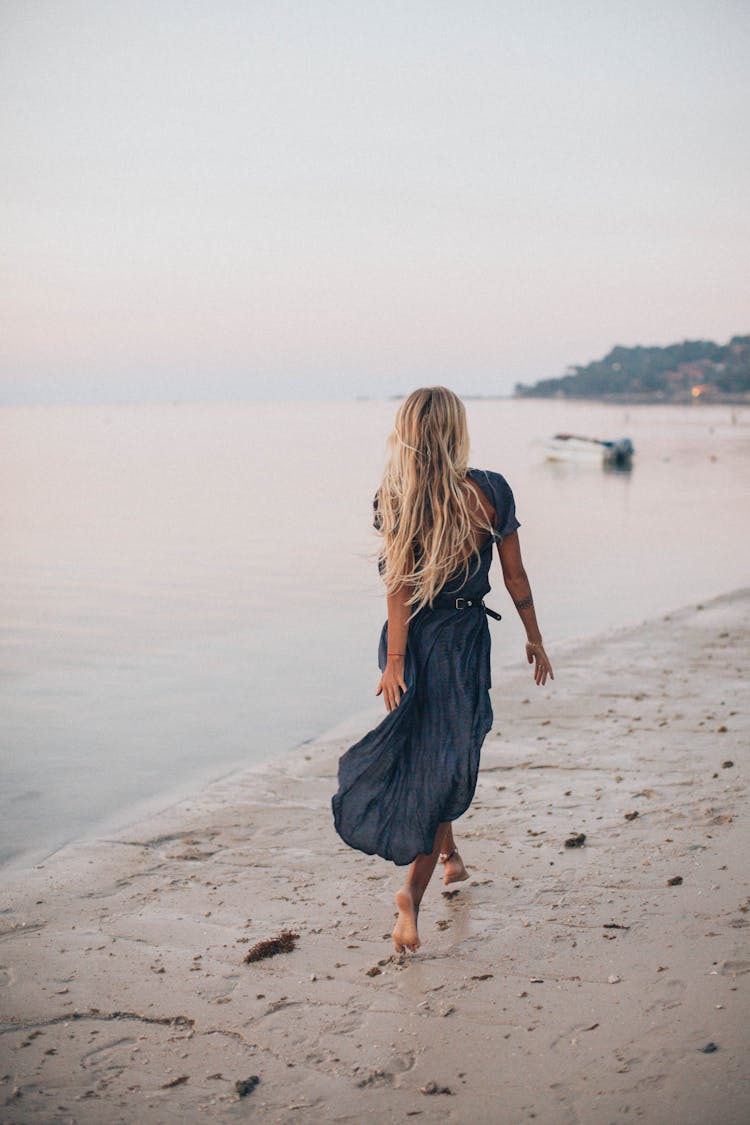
[2,398,749,868]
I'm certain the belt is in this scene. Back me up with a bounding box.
[453,597,502,620]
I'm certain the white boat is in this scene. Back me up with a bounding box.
[544,433,634,467]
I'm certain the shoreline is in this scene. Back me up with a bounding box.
[3,583,739,879]
[1,590,749,1122]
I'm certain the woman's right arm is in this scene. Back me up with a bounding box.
[376,584,412,712]
[498,532,554,686]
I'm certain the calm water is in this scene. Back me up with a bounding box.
[2,399,749,867]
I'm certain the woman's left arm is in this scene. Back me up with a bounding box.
[376,585,412,711]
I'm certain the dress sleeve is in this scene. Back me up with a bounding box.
[373,493,387,575]
[487,471,520,540]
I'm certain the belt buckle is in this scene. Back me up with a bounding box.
[455,597,477,609]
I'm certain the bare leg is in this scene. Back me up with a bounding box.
[439,824,470,886]
[392,822,450,953]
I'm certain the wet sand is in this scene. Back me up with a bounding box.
[1,591,749,1123]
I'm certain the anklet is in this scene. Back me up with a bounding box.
[439,847,456,863]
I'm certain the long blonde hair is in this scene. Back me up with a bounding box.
[375,387,492,612]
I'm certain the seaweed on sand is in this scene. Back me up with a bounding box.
[243,930,300,964]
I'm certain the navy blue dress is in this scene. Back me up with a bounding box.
[332,469,520,866]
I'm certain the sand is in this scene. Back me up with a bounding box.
[1,590,749,1124]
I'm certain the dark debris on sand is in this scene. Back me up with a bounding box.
[565,833,586,848]
[161,1075,189,1089]
[421,1081,454,1095]
[243,930,300,964]
[235,1075,260,1097]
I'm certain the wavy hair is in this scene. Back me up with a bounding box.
[375,387,492,612]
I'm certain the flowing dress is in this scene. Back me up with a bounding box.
[332,468,519,866]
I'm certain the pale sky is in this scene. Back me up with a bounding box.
[2,0,749,403]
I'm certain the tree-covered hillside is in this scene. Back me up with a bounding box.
[515,336,750,401]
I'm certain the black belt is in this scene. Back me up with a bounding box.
[453,597,502,620]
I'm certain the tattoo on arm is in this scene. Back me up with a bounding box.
[514,595,534,611]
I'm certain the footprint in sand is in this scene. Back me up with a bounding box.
[80,1036,136,1082]
[719,959,750,976]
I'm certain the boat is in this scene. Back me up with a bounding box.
[544,433,634,468]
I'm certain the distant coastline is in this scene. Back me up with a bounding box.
[514,334,750,404]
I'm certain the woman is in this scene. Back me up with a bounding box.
[332,387,553,953]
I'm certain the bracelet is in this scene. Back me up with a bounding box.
[387,652,405,657]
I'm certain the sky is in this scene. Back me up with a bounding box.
[1,0,749,404]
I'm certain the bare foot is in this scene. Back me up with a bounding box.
[392,888,420,953]
[442,849,469,885]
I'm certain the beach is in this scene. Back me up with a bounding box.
[1,589,748,1123]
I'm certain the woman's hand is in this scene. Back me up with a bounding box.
[526,641,554,686]
[376,655,407,712]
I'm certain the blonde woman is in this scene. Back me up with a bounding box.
[332,387,553,953]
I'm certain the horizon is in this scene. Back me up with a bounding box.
[2,329,747,407]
